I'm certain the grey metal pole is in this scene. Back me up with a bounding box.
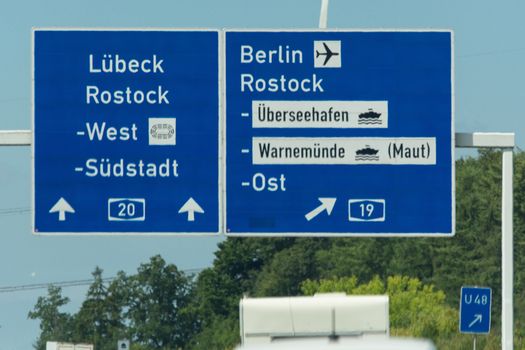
[456,133,515,350]
[319,0,329,29]
[0,130,31,145]
[502,148,514,350]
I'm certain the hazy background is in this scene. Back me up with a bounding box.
[1,0,524,348]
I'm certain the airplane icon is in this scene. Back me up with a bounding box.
[314,40,341,68]
[316,42,340,66]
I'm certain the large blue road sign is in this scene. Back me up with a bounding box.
[225,30,454,235]
[33,29,220,234]
[460,287,492,334]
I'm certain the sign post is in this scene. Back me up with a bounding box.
[33,29,220,234]
[225,30,454,236]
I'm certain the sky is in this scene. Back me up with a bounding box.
[0,0,524,348]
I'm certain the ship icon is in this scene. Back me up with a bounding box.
[355,145,380,161]
[358,109,382,125]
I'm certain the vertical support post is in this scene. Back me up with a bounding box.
[319,0,329,29]
[474,335,477,350]
[502,148,514,350]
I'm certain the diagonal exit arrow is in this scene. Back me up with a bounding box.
[469,314,483,328]
[305,197,336,221]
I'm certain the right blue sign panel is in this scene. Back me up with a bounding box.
[225,30,454,235]
[460,287,492,334]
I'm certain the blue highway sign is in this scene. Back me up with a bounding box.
[225,30,454,235]
[460,287,492,334]
[33,29,220,234]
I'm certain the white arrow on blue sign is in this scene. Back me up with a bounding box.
[460,286,492,334]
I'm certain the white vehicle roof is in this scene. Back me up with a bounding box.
[240,294,389,344]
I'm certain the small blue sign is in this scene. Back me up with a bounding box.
[33,29,220,234]
[460,287,492,334]
[225,30,454,235]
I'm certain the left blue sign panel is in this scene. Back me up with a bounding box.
[33,29,220,234]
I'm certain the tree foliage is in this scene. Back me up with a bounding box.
[126,255,194,348]
[301,275,457,339]
[28,285,72,350]
[29,256,194,350]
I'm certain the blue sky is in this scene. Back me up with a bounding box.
[0,0,524,348]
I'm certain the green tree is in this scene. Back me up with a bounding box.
[187,238,298,347]
[187,316,239,350]
[72,267,109,347]
[28,285,73,350]
[314,237,437,286]
[433,151,503,310]
[126,255,194,349]
[104,271,132,346]
[301,275,457,340]
[71,268,130,350]
[315,238,398,282]
[186,238,307,349]
[254,238,328,296]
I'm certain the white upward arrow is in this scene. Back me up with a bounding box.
[49,197,75,221]
[305,198,337,221]
[469,314,483,328]
[178,197,204,222]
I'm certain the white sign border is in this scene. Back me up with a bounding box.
[223,28,455,238]
[31,27,223,236]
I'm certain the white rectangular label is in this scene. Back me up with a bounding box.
[148,118,176,145]
[108,198,146,221]
[252,101,388,128]
[349,199,386,222]
[252,137,436,165]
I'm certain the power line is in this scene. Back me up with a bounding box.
[0,278,114,293]
[0,268,205,294]
[0,207,30,216]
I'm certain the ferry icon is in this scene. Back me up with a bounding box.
[355,146,380,161]
[358,109,383,125]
